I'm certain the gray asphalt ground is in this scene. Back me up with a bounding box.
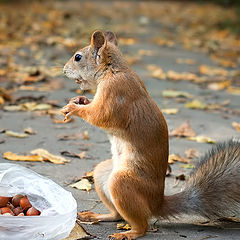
[0,1,240,239]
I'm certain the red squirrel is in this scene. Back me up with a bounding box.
[61,30,240,240]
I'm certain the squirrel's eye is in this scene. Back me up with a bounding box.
[74,54,82,62]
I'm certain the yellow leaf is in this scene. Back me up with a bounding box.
[117,223,131,230]
[185,99,207,109]
[167,71,198,81]
[138,49,155,56]
[3,152,43,162]
[199,65,228,76]
[207,80,231,91]
[147,65,166,80]
[162,108,179,115]
[0,96,4,105]
[162,90,193,98]
[31,148,69,164]
[154,37,174,47]
[232,122,240,132]
[180,164,195,169]
[119,38,136,45]
[168,154,190,164]
[70,179,92,191]
[188,135,216,144]
[5,130,28,138]
[227,86,240,95]
[176,58,196,65]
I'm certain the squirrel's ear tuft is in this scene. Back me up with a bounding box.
[105,31,118,46]
[91,30,106,50]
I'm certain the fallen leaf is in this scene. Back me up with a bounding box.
[147,65,166,80]
[168,154,191,164]
[119,37,136,45]
[61,151,89,159]
[162,108,179,115]
[162,90,193,98]
[227,86,240,95]
[63,221,90,240]
[185,99,207,109]
[207,80,231,91]
[3,152,43,162]
[138,49,155,56]
[188,135,216,144]
[167,71,198,81]
[70,178,92,191]
[176,58,196,65]
[58,132,86,141]
[24,127,36,135]
[180,164,195,169]
[176,174,186,181]
[5,130,28,138]
[31,149,69,164]
[232,122,240,132]
[117,223,131,230]
[199,65,228,76]
[83,131,89,140]
[154,37,174,47]
[184,148,200,159]
[170,121,196,138]
[3,102,52,112]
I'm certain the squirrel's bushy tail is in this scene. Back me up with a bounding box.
[162,140,240,219]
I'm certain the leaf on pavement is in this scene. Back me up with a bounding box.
[118,37,136,45]
[180,164,195,169]
[58,132,87,141]
[31,148,69,164]
[185,99,207,109]
[162,90,193,98]
[63,221,90,240]
[5,130,28,138]
[167,71,198,81]
[207,80,231,91]
[227,86,240,95]
[147,64,166,80]
[3,102,52,112]
[168,154,191,164]
[117,223,131,230]
[24,127,36,135]
[176,58,196,65]
[61,151,89,159]
[188,135,216,144]
[232,122,240,132]
[199,65,228,76]
[184,148,200,159]
[162,108,179,115]
[70,178,92,191]
[170,121,196,138]
[3,152,43,162]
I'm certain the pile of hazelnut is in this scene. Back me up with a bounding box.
[0,195,41,216]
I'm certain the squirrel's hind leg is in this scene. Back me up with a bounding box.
[108,170,149,239]
[79,159,122,222]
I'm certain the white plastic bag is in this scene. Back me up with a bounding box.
[0,163,77,240]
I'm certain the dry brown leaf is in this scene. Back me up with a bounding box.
[207,80,231,91]
[147,64,166,80]
[70,179,92,191]
[167,71,198,81]
[3,102,52,112]
[24,127,36,135]
[168,154,191,164]
[119,37,136,45]
[3,152,43,162]
[83,131,89,140]
[199,65,228,76]
[63,221,90,240]
[31,149,69,164]
[58,132,86,141]
[227,86,240,95]
[154,37,174,47]
[232,122,240,132]
[170,121,196,138]
[5,130,28,138]
[185,148,200,159]
[188,135,216,144]
[138,49,155,56]
[176,58,196,65]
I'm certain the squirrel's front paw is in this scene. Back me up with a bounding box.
[70,96,90,105]
[61,102,81,121]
